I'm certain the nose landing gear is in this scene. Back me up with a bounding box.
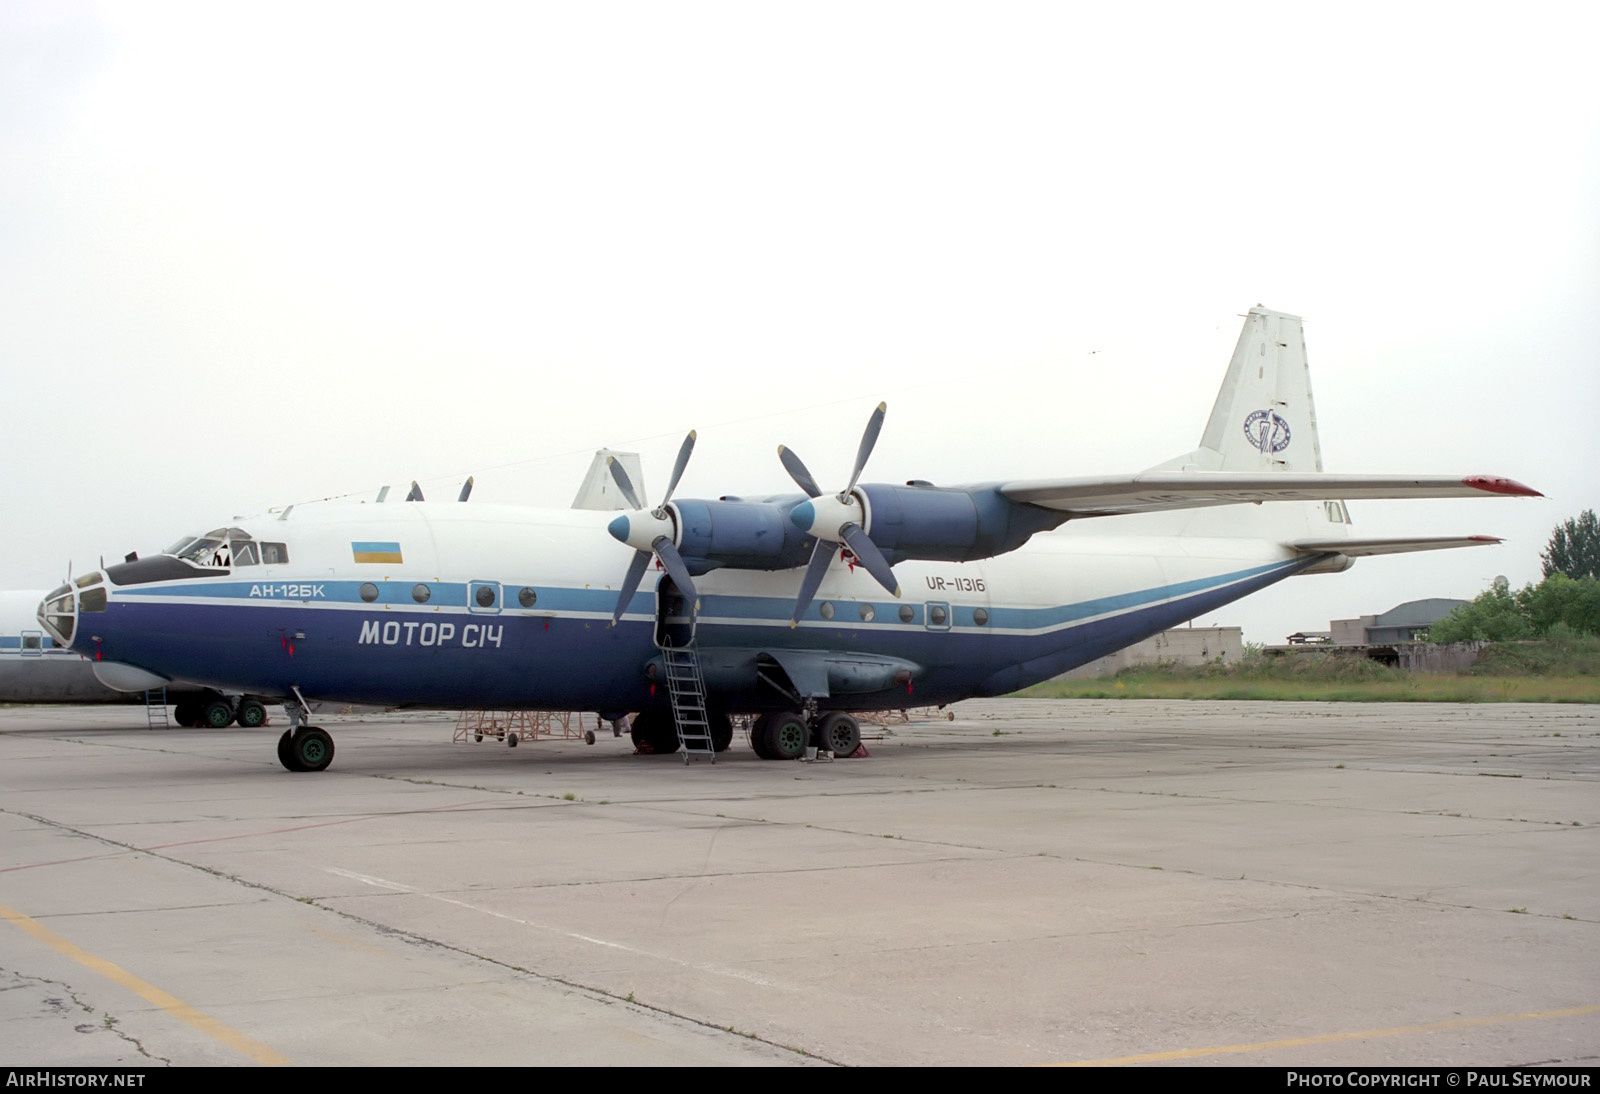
[277,727,335,772]
[277,691,334,772]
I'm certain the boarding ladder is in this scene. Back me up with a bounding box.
[144,687,169,729]
[660,644,715,763]
[654,580,714,763]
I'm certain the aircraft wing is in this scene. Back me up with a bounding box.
[1290,535,1503,557]
[998,474,1540,518]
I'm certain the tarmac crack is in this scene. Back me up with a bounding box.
[0,966,172,1065]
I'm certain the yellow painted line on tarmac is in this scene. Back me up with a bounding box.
[1050,1003,1600,1066]
[0,901,291,1066]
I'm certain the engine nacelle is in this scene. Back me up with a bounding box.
[857,484,1066,564]
[673,499,815,573]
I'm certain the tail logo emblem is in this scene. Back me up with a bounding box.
[1243,410,1292,454]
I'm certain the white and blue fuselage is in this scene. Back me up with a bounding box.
[43,501,1314,714]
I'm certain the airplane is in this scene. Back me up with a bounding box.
[34,307,1538,772]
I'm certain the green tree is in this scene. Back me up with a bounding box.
[1518,573,1600,636]
[1430,572,1600,641]
[1429,576,1535,642]
[1542,509,1600,580]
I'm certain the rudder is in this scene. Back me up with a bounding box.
[1188,306,1323,473]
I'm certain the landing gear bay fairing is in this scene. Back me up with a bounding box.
[38,308,1538,771]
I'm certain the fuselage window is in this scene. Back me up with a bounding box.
[859,603,875,622]
[413,584,432,603]
[22,634,41,651]
[261,543,289,565]
[898,604,916,623]
[819,601,835,620]
[972,607,989,626]
[359,583,380,603]
[476,585,496,608]
[518,588,537,608]
[928,605,948,626]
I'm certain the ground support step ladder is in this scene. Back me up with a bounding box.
[144,687,169,729]
[661,645,715,764]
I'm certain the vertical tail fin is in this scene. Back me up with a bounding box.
[1165,306,1324,474]
[1142,306,1341,541]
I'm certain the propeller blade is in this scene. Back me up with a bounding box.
[457,476,474,502]
[845,402,886,494]
[606,457,644,510]
[661,431,696,507]
[778,445,823,498]
[652,537,698,609]
[611,550,652,626]
[405,481,424,502]
[790,539,836,626]
[839,523,900,597]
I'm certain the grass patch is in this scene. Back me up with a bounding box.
[1019,642,1600,703]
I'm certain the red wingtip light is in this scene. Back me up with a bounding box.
[1462,476,1542,497]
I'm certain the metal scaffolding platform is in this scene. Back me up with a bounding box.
[453,710,606,747]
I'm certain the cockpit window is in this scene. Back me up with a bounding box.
[177,529,230,567]
[161,528,283,570]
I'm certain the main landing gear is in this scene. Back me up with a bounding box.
[748,710,861,760]
[172,691,269,729]
[630,709,734,755]
[277,697,334,772]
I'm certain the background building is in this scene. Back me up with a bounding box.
[1058,626,1242,678]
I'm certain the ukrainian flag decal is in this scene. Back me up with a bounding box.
[352,541,403,564]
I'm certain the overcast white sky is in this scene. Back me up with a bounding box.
[2,1,1596,644]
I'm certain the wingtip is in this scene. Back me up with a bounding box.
[1463,476,1542,497]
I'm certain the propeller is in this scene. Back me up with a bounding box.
[778,402,900,626]
[604,431,698,625]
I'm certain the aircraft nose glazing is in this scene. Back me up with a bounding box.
[38,584,76,646]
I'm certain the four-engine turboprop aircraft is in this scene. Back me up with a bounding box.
[37,307,1538,772]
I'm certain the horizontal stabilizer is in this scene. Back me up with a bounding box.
[1291,535,1502,557]
[1001,473,1540,518]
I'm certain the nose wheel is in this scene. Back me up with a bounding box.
[276,727,335,772]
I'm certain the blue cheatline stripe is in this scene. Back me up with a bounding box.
[102,558,1300,630]
[0,636,54,650]
[698,558,1299,630]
